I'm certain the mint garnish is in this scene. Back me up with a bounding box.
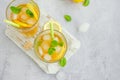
[83,0,90,7]
[48,47,56,55]
[64,15,71,22]
[59,57,67,67]
[48,40,58,55]
[26,9,34,17]
[51,40,58,47]
[10,6,21,14]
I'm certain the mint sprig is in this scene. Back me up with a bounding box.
[64,15,72,22]
[48,22,64,55]
[10,6,21,14]
[59,57,67,67]
[48,22,56,55]
[26,9,34,17]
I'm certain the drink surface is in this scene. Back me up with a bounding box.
[34,30,67,63]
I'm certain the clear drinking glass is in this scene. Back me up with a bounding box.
[34,29,67,63]
[6,0,40,37]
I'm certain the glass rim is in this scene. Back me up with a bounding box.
[34,29,68,63]
[6,0,40,31]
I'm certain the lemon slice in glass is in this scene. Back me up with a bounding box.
[43,21,62,32]
[27,3,38,20]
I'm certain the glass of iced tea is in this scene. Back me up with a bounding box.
[6,0,40,37]
[34,29,67,63]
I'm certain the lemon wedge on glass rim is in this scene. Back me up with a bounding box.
[43,20,62,32]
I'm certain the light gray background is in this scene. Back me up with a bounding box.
[0,0,120,80]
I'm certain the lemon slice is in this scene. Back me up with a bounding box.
[27,3,38,20]
[14,20,30,28]
[43,21,62,32]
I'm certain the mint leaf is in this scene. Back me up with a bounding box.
[64,15,71,22]
[59,41,64,47]
[48,47,56,55]
[51,40,58,47]
[59,57,67,67]
[26,9,34,17]
[83,0,90,7]
[10,6,21,14]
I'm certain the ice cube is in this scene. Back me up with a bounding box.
[20,14,28,20]
[43,34,51,41]
[78,23,90,32]
[54,37,59,41]
[12,14,18,20]
[55,46,61,53]
[38,47,43,55]
[44,54,51,61]
[41,41,50,51]
[27,18,36,25]
[43,44,49,50]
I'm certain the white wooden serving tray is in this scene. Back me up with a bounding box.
[5,11,80,74]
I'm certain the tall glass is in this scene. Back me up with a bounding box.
[6,0,40,37]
